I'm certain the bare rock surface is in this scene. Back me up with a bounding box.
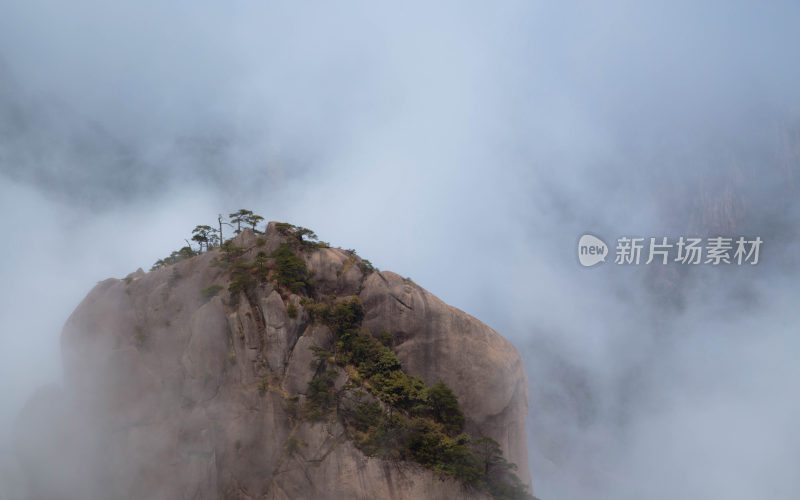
[14,223,530,499]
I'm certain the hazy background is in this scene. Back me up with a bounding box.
[2,2,800,499]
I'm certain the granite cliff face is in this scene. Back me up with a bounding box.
[12,222,531,500]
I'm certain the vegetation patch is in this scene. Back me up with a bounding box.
[358,258,376,274]
[303,297,532,499]
[151,246,198,271]
[228,261,257,296]
[275,222,330,249]
[270,243,311,294]
[200,284,223,301]
[304,369,339,420]
[149,209,265,271]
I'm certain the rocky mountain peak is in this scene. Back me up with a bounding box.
[12,221,534,500]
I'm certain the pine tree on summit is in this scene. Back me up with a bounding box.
[229,209,254,234]
[246,213,264,232]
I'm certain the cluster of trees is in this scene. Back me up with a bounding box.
[151,209,265,270]
[152,213,346,276]
[301,297,533,500]
[270,243,312,294]
[223,233,321,299]
[274,222,330,249]
[150,246,198,270]
[304,298,466,431]
[190,209,264,253]
[349,401,529,499]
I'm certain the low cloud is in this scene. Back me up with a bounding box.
[1,2,799,498]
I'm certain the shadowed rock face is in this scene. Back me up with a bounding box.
[13,222,530,500]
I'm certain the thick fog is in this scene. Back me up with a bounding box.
[1,2,799,499]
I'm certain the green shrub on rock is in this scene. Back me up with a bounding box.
[270,243,310,294]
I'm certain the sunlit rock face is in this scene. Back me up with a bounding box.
[14,223,530,500]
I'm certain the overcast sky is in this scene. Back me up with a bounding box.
[1,2,800,499]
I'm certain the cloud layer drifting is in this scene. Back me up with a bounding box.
[1,2,800,499]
